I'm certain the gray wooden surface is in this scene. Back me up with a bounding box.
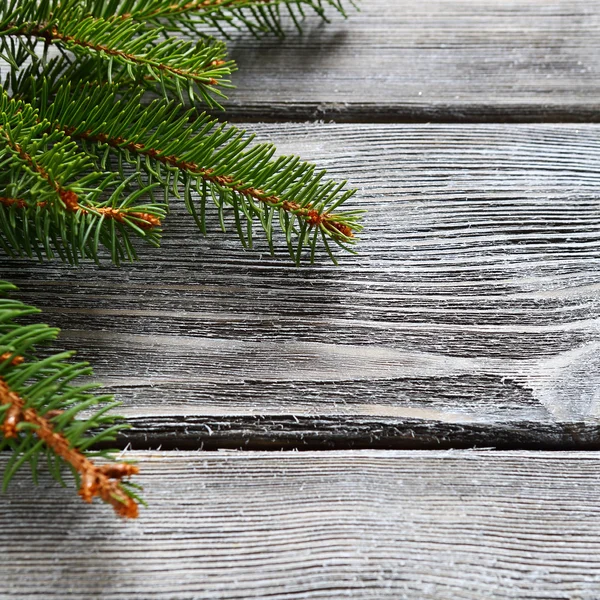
[3,2,600,598]
[5,122,600,449]
[223,0,600,121]
[4,450,600,600]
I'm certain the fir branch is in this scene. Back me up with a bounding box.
[0,13,235,107]
[39,83,363,263]
[0,91,166,263]
[0,377,139,518]
[0,173,165,265]
[67,122,356,238]
[0,281,142,518]
[84,0,358,37]
[0,2,361,264]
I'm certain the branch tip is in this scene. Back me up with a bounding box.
[0,377,140,518]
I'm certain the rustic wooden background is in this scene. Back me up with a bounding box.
[3,1,600,598]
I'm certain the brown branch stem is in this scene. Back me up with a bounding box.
[0,376,139,518]
[60,127,353,238]
[9,24,221,85]
[0,196,161,230]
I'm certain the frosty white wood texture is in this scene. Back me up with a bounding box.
[222,0,600,120]
[5,123,600,448]
[3,450,600,599]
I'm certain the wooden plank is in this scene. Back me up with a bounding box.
[4,122,600,449]
[221,0,600,121]
[3,449,600,598]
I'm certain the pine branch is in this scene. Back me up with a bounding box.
[0,281,141,518]
[0,1,362,264]
[0,7,235,107]
[37,82,363,263]
[83,0,358,37]
[0,379,139,517]
[0,91,166,263]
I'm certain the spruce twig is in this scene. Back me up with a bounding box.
[0,377,139,518]
[0,281,141,517]
[36,82,361,261]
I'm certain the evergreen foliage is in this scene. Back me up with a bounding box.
[0,0,360,515]
[0,281,142,517]
[0,0,362,266]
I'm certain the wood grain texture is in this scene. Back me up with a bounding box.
[220,0,600,121]
[3,449,600,599]
[4,122,600,448]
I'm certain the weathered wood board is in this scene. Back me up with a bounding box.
[222,0,600,121]
[2,2,600,598]
[3,450,600,599]
[4,122,600,449]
